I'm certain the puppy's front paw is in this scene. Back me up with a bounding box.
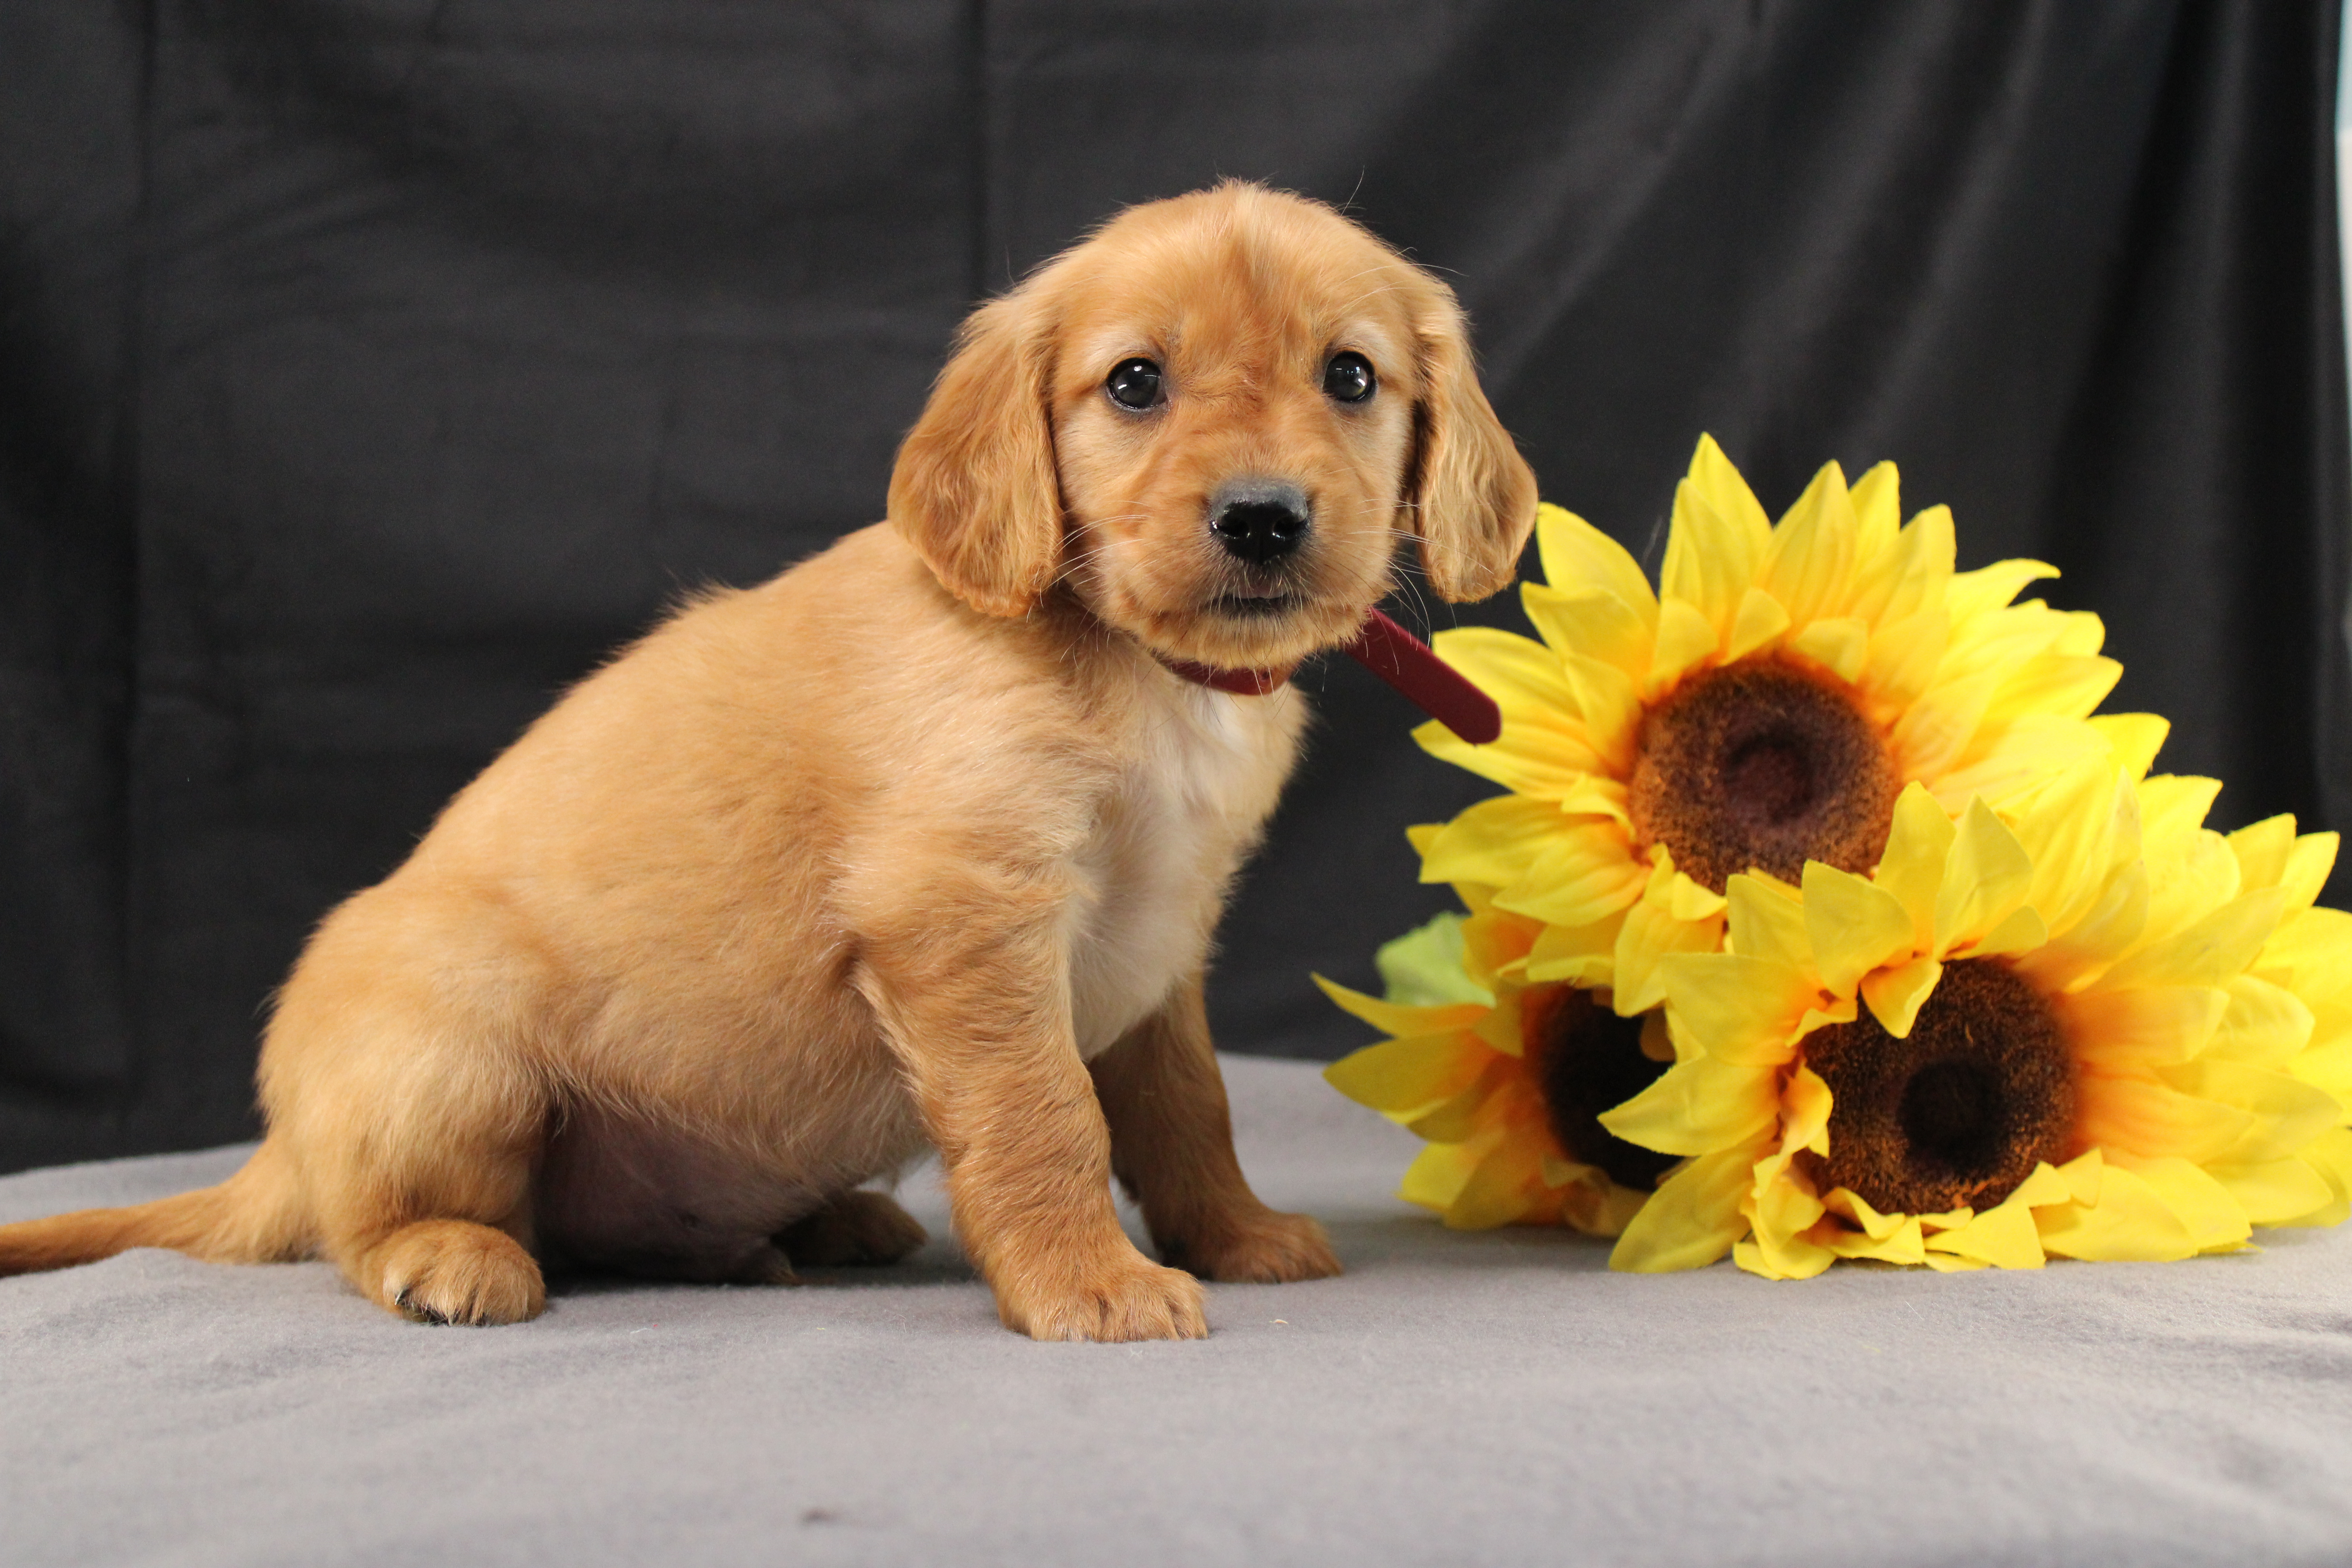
[995,1249,1208,1343]
[1169,1208,1342,1284]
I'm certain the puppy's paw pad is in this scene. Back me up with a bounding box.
[1000,1255,1208,1343]
[779,1191,927,1268]
[1180,1210,1341,1284]
[375,1221,546,1326]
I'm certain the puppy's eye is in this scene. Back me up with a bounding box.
[1323,351,1376,404]
[1105,358,1164,410]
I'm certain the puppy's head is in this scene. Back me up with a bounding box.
[888,182,1537,670]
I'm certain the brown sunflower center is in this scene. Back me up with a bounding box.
[1524,987,1677,1190]
[1627,658,1900,893]
[1798,958,2076,1216]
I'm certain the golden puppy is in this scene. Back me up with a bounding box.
[0,182,1537,1341]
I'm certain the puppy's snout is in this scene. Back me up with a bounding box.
[1209,480,1311,566]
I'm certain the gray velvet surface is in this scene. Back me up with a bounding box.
[5,1055,2352,1567]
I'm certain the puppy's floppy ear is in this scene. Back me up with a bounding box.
[1403,286,1538,603]
[888,289,1062,617]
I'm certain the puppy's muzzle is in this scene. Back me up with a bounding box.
[1209,479,1310,567]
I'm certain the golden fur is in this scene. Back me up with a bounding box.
[0,183,1537,1341]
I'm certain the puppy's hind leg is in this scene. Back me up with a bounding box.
[269,937,553,1327]
[369,1219,546,1326]
[778,1191,928,1269]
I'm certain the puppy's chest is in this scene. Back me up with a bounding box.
[1065,690,1302,1056]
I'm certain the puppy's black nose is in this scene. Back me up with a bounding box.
[1209,481,1311,565]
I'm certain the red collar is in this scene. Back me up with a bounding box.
[1154,656,1299,696]
[1151,608,1501,744]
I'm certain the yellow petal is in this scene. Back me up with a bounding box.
[1444,1123,1548,1229]
[1610,877,1728,1016]
[1966,904,2048,960]
[2010,862,2149,995]
[1874,503,1957,626]
[1857,607,1949,715]
[1875,782,1957,950]
[1725,872,1811,970]
[1737,1196,1836,1278]
[2257,905,2352,996]
[1561,1176,1654,1240]
[2279,833,2340,911]
[2103,887,2283,991]
[1978,653,2121,728]
[1457,907,1539,993]
[2089,712,2170,780]
[1686,434,1773,559]
[1523,916,1622,987]
[2058,984,2228,1069]
[1759,459,1859,629]
[1846,460,1902,579]
[1406,1056,1512,1142]
[1414,631,1604,797]
[1932,715,2117,812]
[1666,872,1729,923]
[1552,775,1633,826]
[2161,1058,2347,1164]
[1662,481,1761,639]
[1723,586,1792,664]
[1733,1232,1836,1280]
[2137,773,2224,846]
[1781,1061,1834,1157]
[1656,951,1816,1067]
[1893,670,2003,785]
[1822,1185,1908,1240]
[1922,1190,2049,1269]
[1609,1146,1754,1272]
[1492,826,1650,929]
[2227,815,2298,895]
[1323,1032,1491,1114]
[2203,975,2315,1067]
[1412,716,1596,802]
[1933,798,2035,956]
[2286,1128,2352,1227]
[1822,1214,1926,1265]
[1936,598,2075,685]
[1945,558,2058,621]
[1534,503,1658,625]
[1559,652,1642,774]
[1417,795,1570,889]
[1860,956,1943,1039]
[1600,1054,1781,1156]
[1646,599,1720,697]
[1788,617,1869,686]
[2003,759,2136,938]
[1522,583,1652,679]
[2101,1153,2251,1253]
[1802,862,1918,995]
[1397,1133,1493,1212]
[2033,1160,2201,1262]
[2076,1069,2259,1163]
[1313,974,1486,1040]
[2207,1157,2337,1226]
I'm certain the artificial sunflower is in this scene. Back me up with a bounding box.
[1602,753,2352,1277]
[1412,436,2143,1017]
[1318,858,1674,1236]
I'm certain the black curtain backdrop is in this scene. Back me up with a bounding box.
[2,1,2346,1171]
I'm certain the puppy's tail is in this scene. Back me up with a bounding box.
[0,1138,310,1276]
